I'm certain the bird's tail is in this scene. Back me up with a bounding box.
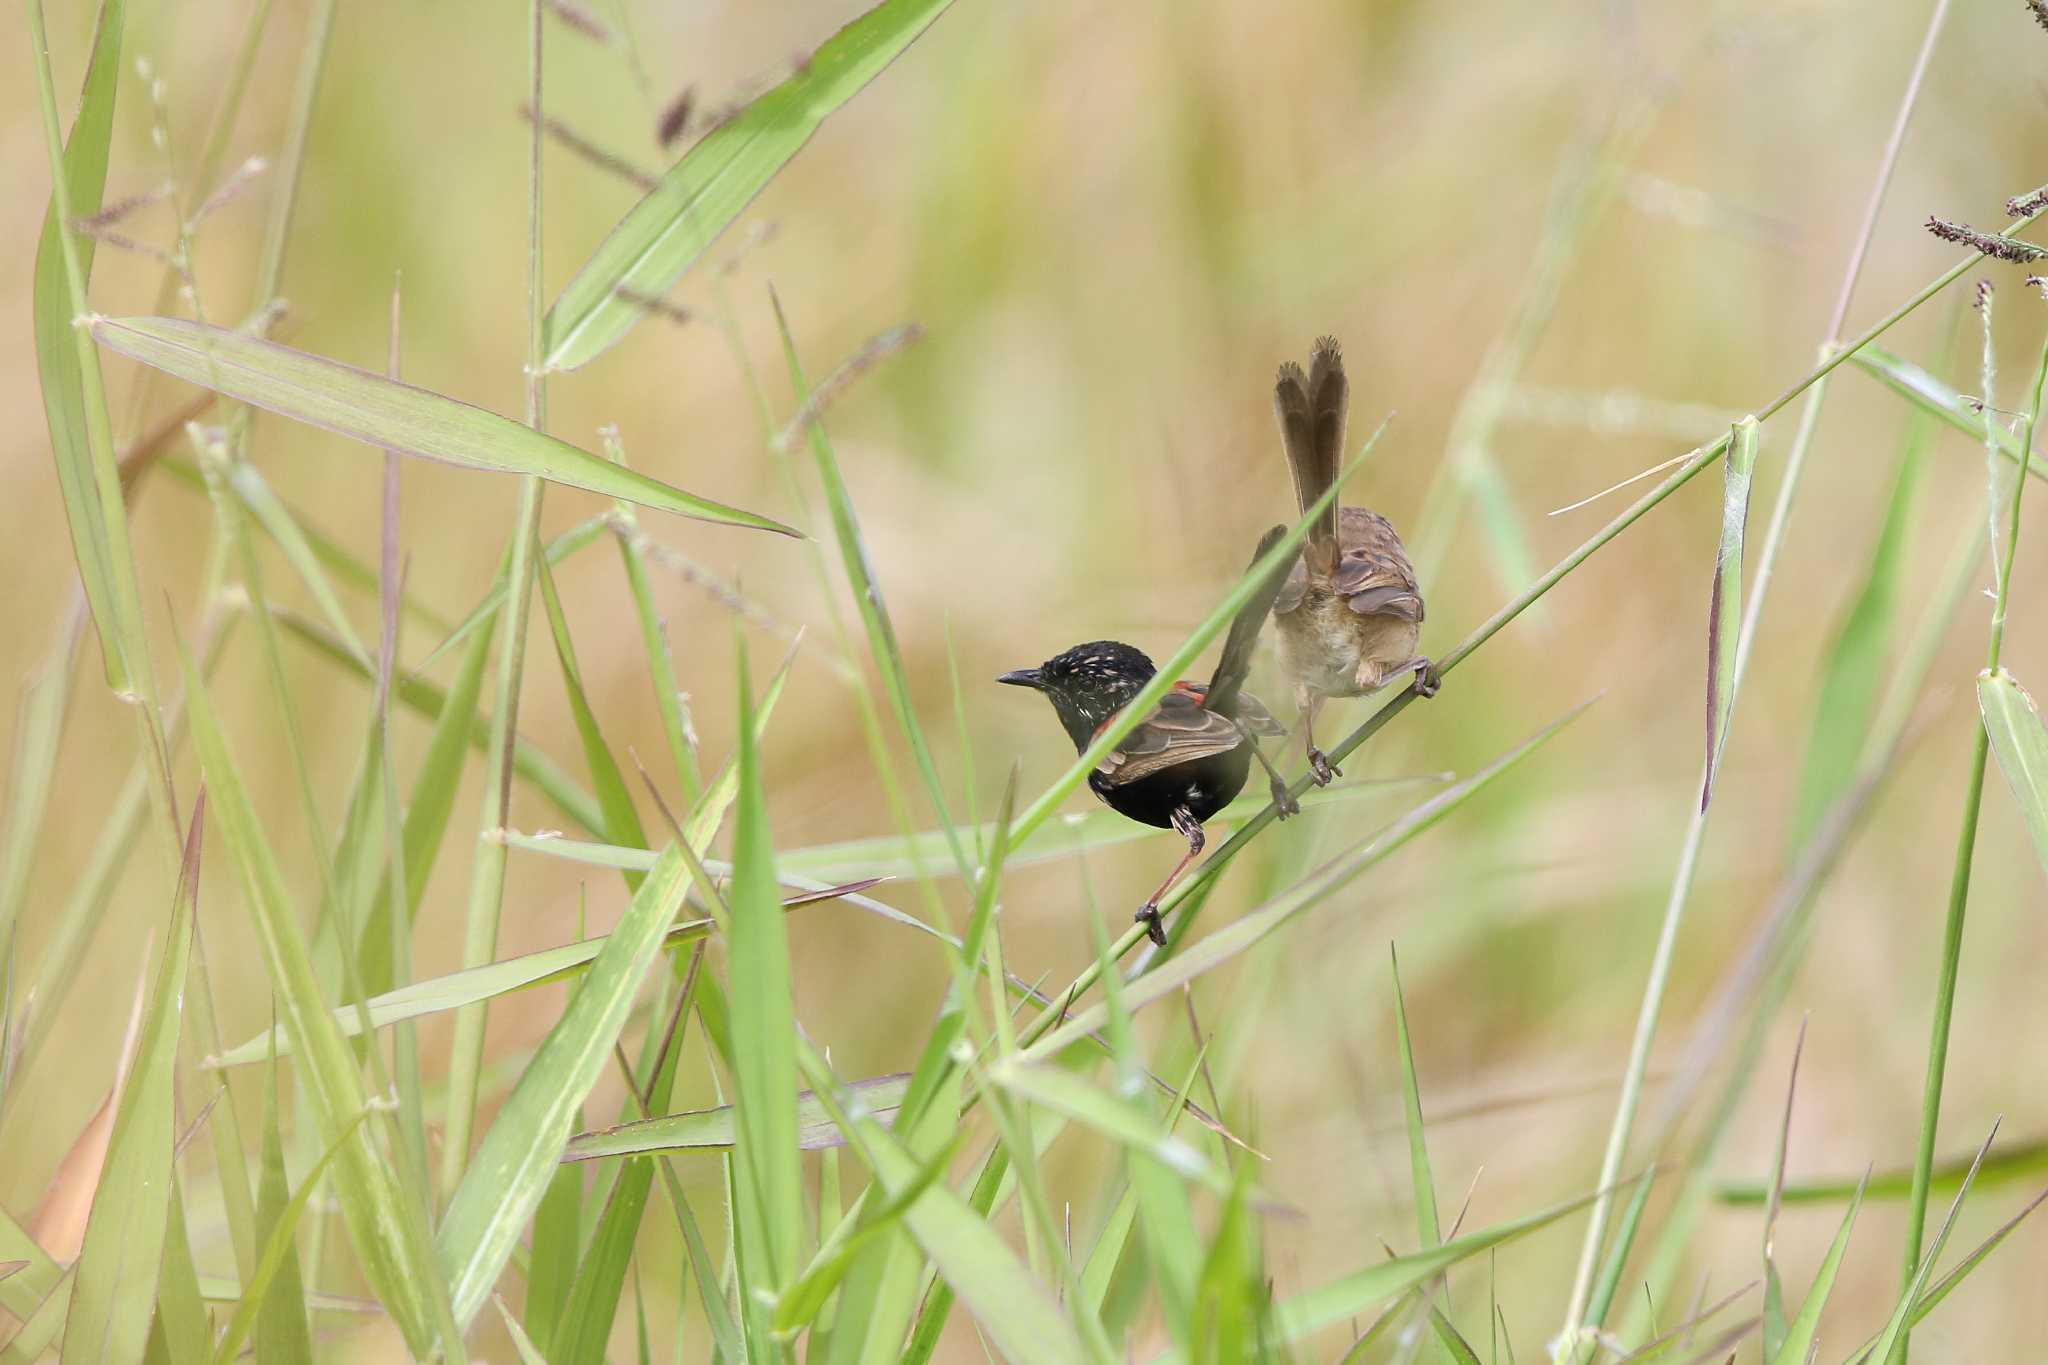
[1203,524,1290,718]
[1273,335,1349,553]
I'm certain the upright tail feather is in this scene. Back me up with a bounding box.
[1203,524,1291,718]
[1275,335,1348,551]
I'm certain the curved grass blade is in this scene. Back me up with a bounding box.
[1978,669,2048,880]
[1768,1170,1865,1365]
[209,1110,371,1365]
[62,796,201,1365]
[178,635,447,1356]
[798,1041,1087,1365]
[90,316,798,534]
[1702,417,1757,810]
[1275,1188,1603,1342]
[543,0,957,370]
[722,637,804,1343]
[436,844,692,1327]
[1850,344,2048,482]
[32,0,128,687]
[1021,701,1589,1063]
[1717,1137,2048,1206]
[566,1073,910,1160]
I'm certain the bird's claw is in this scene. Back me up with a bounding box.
[1135,904,1167,947]
[1412,659,1442,699]
[1307,748,1341,786]
[1269,777,1301,818]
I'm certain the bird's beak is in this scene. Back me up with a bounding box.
[996,668,1044,689]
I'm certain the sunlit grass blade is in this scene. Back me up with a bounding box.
[566,1073,909,1160]
[1701,416,1757,809]
[1850,344,2048,482]
[31,0,129,687]
[544,0,957,369]
[0,1265,73,1364]
[1021,701,1588,1061]
[798,1039,1087,1364]
[1194,1174,1276,1363]
[208,883,875,1069]
[721,636,805,1342]
[493,1296,551,1365]
[1881,1182,2048,1348]
[770,296,970,878]
[210,1110,371,1365]
[62,795,201,1365]
[151,1174,209,1365]
[1426,1303,1484,1365]
[603,430,702,802]
[94,317,800,532]
[177,634,447,1356]
[525,1129,582,1352]
[252,1055,313,1363]
[0,1204,59,1322]
[1768,1169,1865,1365]
[436,843,691,1327]
[986,1060,1231,1196]
[1275,1188,1603,1342]
[1718,1136,2048,1206]
[1977,669,2048,879]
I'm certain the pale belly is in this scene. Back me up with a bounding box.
[1278,591,1420,699]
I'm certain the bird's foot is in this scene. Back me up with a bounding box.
[1411,658,1441,699]
[1134,903,1168,947]
[1269,776,1302,818]
[1307,748,1342,786]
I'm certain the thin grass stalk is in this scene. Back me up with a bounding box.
[441,0,551,1195]
[27,0,181,868]
[1555,4,1952,1347]
[1894,308,2048,1363]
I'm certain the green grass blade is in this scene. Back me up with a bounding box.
[493,1296,552,1365]
[1719,1137,2048,1206]
[1769,1171,1865,1365]
[0,609,80,955]
[31,0,128,688]
[152,1173,210,1365]
[436,845,691,1326]
[210,1110,372,1365]
[0,1205,61,1324]
[1426,1304,1484,1365]
[566,1074,909,1159]
[543,0,957,370]
[535,550,651,888]
[209,879,871,1067]
[226,462,372,666]
[1760,1021,1807,1361]
[1870,1121,1999,1365]
[415,513,610,673]
[525,1133,583,1352]
[90,316,799,534]
[1850,344,2048,482]
[770,297,971,879]
[1276,1188,1603,1342]
[178,637,447,1356]
[252,1058,314,1364]
[0,1265,73,1364]
[1021,702,1588,1061]
[62,798,200,1365]
[1977,669,2048,880]
[273,607,605,832]
[1701,416,1758,809]
[723,637,806,1324]
[604,431,702,802]
[799,1041,1086,1365]
[1392,947,1458,1363]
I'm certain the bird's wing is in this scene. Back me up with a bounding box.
[1333,509,1424,622]
[1273,555,1309,616]
[1094,685,1246,787]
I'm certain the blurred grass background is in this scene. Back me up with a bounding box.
[6,0,2048,1356]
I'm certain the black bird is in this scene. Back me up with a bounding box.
[999,526,1293,946]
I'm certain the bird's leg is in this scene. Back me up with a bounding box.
[1136,808,1204,947]
[1361,655,1441,700]
[1235,722,1300,817]
[1403,656,1441,698]
[1298,689,1340,786]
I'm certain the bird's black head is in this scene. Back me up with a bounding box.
[998,640,1157,753]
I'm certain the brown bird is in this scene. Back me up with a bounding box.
[1271,336,1438,784]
